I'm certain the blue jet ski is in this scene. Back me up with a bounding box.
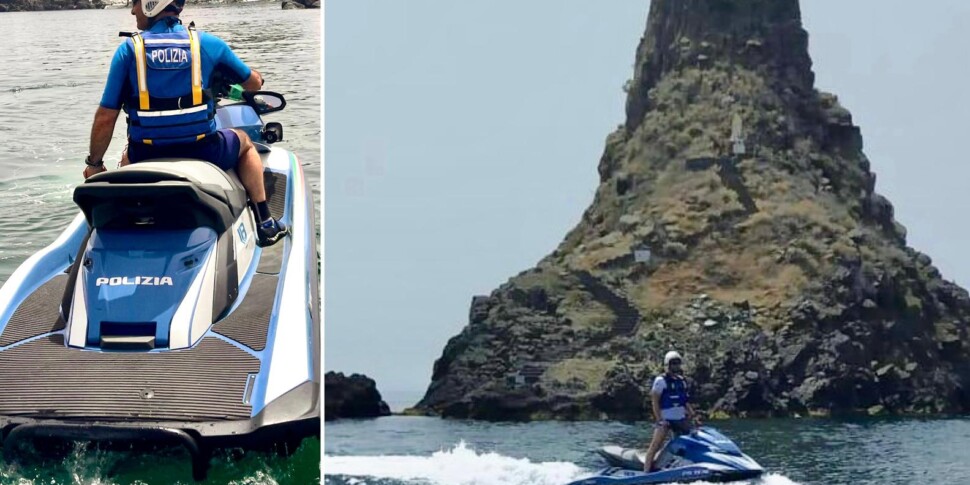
[567,427,763,484]
[0,89,319,480]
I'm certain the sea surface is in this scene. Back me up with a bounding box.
[0,2,320,484]
[325,412,970,485]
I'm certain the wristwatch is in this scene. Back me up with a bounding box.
[85,156,104,167]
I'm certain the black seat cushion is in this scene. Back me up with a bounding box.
[74,161,248,233]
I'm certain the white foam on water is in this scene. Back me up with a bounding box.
[228,470,281,485]
[325,442,803,485]
[0,471,35,485]
[758,475,801,485]
[324,441,587,485]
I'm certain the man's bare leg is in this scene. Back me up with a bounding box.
[232,129,267,205]
[643,425,669,472]
[231,129,287,246]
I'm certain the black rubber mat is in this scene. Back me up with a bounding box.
[0,334,260,421]
[213,274,277,351]
[264,171,287,222]
[256,243,284,275]
[0,275,68,347]
[256,172,287,275]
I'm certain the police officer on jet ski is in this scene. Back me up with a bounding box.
[82,0,288,247]
[643,350,699,472]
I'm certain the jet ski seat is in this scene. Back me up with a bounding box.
[74,160,249,234]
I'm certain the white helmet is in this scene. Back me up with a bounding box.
[664,350,683,366]
[141,0,182,18]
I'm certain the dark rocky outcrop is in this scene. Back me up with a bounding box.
[325,372,391,421]
[282,0,317,10]
[412,0,970,421]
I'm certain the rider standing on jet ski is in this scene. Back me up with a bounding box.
[644,350,699,472]
[82,0,288,247]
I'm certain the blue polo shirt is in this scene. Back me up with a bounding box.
[99,18,252,110]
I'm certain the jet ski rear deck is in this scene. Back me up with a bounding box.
[0,93,319,480]
[0,173,285,420]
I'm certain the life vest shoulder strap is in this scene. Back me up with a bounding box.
[130,32,150,111]
[186,24,203,106]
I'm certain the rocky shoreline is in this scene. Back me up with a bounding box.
[0,0,319,12]
[0,0,105,12]
[325,372,391,421]
[282,0,318,9]
[413,0,970,421]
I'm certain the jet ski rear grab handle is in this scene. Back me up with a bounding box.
[2,422,211,480]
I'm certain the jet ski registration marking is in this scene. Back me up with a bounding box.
[95,276,174,286]
[681,468,711,478]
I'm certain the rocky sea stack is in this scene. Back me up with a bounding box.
[414,0,970,421]
[325,372,391,421]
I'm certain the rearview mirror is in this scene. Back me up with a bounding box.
[243,91,286,115]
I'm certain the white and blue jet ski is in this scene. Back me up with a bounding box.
[568,427,763,484]
[0,90,319,480]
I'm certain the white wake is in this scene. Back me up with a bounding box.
[324,441,585,485]
[324,441,801,485]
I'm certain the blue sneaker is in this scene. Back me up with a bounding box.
[257,218,289,247]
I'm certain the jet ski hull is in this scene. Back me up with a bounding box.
[568,466,763,485]
[573,427,763,485]
[1,379,316,480]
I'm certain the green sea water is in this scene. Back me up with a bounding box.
[2,438,320,484]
